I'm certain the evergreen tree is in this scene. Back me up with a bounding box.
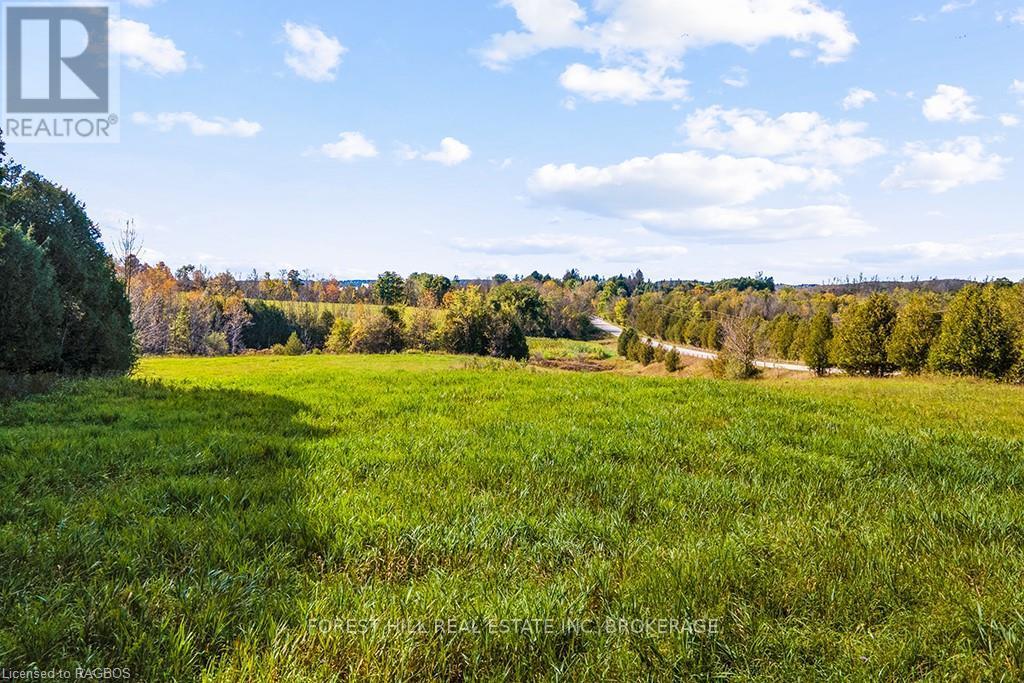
[832,293,897,376]
[886,293,942,374]
[0,225,63,372]
[1,168,134,373]
[929,284,1016,379]
[803,309,833,376]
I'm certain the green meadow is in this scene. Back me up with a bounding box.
[2,350,1023,680]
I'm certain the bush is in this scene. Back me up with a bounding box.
[325,317,354,354]
[664,348,680,373]
[350,308,405,354]
[617,328,638,357]
[487,311,529,361]
[404,309,437,351]
[282,332,305,355]
[886,293,942,374]
[203,332,229,356]
[439,287,491,356]
[0,224,63,372]
[832,293,897,377]
[719,315,764,379]
[929,284,1016,379]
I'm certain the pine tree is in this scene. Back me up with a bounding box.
[803,309,833,376]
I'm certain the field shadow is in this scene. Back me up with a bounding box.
[0,378,335,679]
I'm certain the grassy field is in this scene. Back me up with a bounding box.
[2,350,1024,679]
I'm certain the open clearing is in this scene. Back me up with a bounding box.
[2,351,1023,679]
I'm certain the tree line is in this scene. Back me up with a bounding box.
[610,279,1024,381]
[119,258,600,360]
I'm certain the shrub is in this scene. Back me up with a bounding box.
[617,328,638,357]
[929,284,1016,379]
[0,224,62,372]
[404,309,437,351]
[718,316,764,379]
[664,348,680,373]
[803,309,833,376]
[439,287,491,356]
[832,293,897,377]
[350,308,405,354]
[886,293,942,374]
[283,332,306,356]
[487,311,529,361]
[203,332,229,356]
[325,317,354,354]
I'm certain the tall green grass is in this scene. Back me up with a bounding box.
[1,355,1023,679]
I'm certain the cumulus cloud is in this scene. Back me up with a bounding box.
[315,132,378,161]
[132,112,262,137]
[483,0,857,69]
[524,150,863,242]
[682,106,885,166]
[402,137,472,166]
[112,18,187,75]
[999,114,1020,127]
[922,84,981,122]
[283,22,346,82]
[559,64,688,103]
[842,87,877,110]
[882,137,1008,193]
[529,152,837,212]
[482,0,856,102]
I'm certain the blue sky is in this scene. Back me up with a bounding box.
[8,0,1024,283]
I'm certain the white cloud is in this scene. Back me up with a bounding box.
[111,18,187,75]
[940,0,976,13]
[559,63,688,103]
[1012,80,1024,105]
[524,150,859,242]
[842,87,877,110]
[316,132,378,161]
[125,0,160,6]
[451,233,689,262]
[682,106,885,166]
[483,0,858,69]
[882,137,1008,193]
[481,0,856,104]
[721,66,749,89]
[403,137,472,166]
[999,114,1020,127]
[847,238,1024,274]
[132,112,262,137]
[635,205,872,241]
[529,152,837,212]
[922,84,981,122]
[283,22,346,82]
